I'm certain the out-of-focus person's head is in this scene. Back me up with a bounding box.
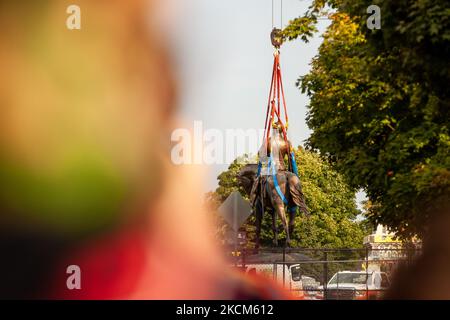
[0,0,292,300]
[0,0,180,298]
[0,0,175,238]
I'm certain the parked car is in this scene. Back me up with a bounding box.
[316,271,390,300]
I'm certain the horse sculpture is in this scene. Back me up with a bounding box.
[238,162,309,248]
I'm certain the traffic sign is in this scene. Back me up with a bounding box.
[218,191,252,231]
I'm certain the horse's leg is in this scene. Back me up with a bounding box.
[254,200,263,251]
[288,208,296,243]
[274,204,290,247]
[266,175,289,246]
[271,209,278,246]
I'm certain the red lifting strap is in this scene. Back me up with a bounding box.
[264,51,289,146]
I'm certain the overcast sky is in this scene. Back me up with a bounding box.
[167,0,366,210]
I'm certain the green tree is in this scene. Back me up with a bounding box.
[206,148,367,248]
[284,0,450,238]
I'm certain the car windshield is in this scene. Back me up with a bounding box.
[328,273,371,285]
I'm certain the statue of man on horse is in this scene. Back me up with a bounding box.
[238,121,309,248]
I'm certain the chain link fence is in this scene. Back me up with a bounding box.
[226,245,422,300]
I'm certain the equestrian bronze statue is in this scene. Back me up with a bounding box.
[238,124,309,248]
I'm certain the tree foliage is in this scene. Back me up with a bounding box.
[284,0,450,238]
[206,149,367,248]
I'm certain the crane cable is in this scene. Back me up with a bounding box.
[271,0,283,29]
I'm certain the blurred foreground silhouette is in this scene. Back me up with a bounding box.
[0,0,289,299]
[386,205,450,300]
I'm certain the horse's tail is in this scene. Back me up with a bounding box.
[286,172,309,216]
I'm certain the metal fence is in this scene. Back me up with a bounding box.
[226,246,422,300]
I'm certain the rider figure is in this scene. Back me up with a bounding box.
[250,120,293,207]
[266,120,292,172]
